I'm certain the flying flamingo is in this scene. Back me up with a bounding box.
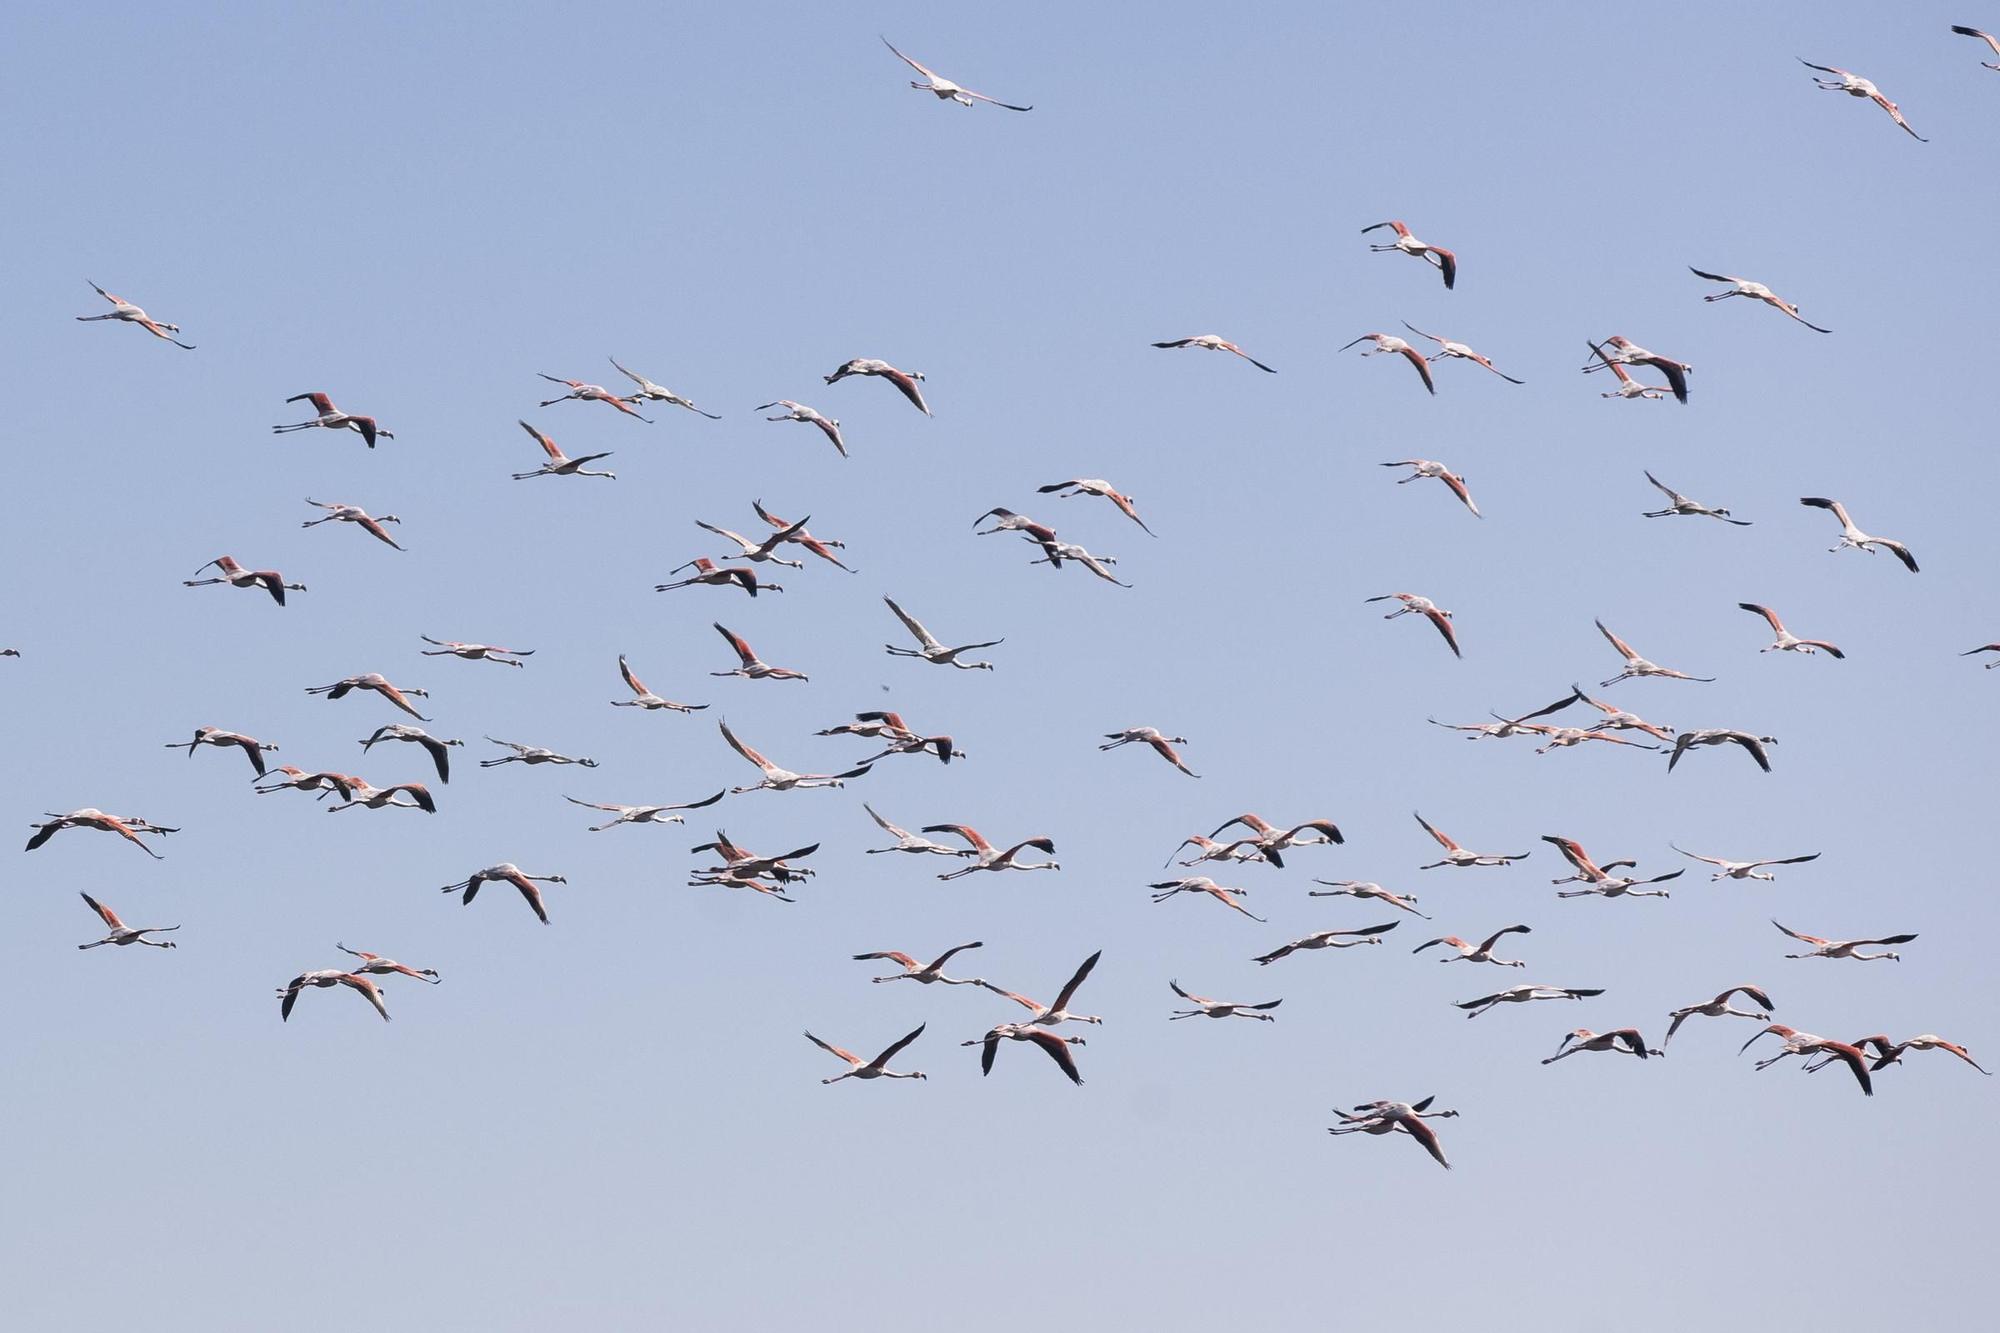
[1596,619,1713,686]
[306,673,429,721]
[688,831,819,888]
[1253,922,1400,965]
[1739,1025,1873,1095]
[1585,340,1673,400]
[655,557,782,597]
[76,893,178,950]
[562,789,725,831]
[359,724,463,782]
[607,356,720,417]
[1581,337,1690,403]
[26,809,175,858]
[420,636,534,667]
[336,944,441,984]
[254,767,363,800]
[184,556,305,606]
[512,420,615,479]
[1541,836,1681,899]
[1664,985,1775,1045]
[1563,685,1675,742]
[75,280,194,348]
[824,359,930,415]
[1366,593,1459,658]
[440,864,566,924]
[1738,603,1843,659]
[480,737,597,769]
[273,392,393,447]
[883,597,1002,670]
[1361,220,1457,289]
[1035,478,1157,535]
[1208,813,1346,861]
[1380,459,1480,517]
[719,719,869,793]
[750,501,855,571]
[1307,881,1429,918]
[1150,334,1276,373]
[302,499,404,548]
[1773,919,1916,962]
[806,1024,928,1084]
[711,623,809,681]
[754,401,846,457]
[1168,980,1282,1022]
[1412,924,1532,967]
[1148,876,1265,921]
[853,942,990,986]
[1542,1029,1662,1064]
[925,824,1058,880]
[977,950,1103,1026]
[881,37,1032,110]
[278,970,390,1022]
[1339,333,1435,394]
[1798,496,1918,572]
[1101,727,1198,777]
[1689,268,1832,332]
[1400,322,1521,382]
[1026,538,1130,587]
[693,516,808,569]
[1456,985,1604,1019]
[326,781,437,813]
[163,726,278,777]
[611,654,708,713]
[537,373,650,419]
[1328,1099,1458,1169]
[1642,471,1749,524]
[1667,730,1776,773]
[1962,643,2000,669]
[1165,833,1276,869]
[1414,812,1527,870]
[861,804,975,858]
[1856,1034,1991,1076]
[1670,846,1819,882]
[1799,59,1926,140]
[965,1024,1085,1084]
[1951,24,2000,70]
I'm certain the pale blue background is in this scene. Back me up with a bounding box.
[4,4,1995,1329]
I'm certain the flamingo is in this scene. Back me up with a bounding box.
[1426,689,1586,741]
[883,597,1002,670]
[1306,880,1430,918]
[26,809,175,858]
[1380,459,1481,517]
[184,556,305,606]
[272,392,392,447]
[1542,835,1681,899]
[1962,643,2000,669]
[302,499,404,549]
[751,501,855,571]
[711,622,809,681]
[1564,685,1675,743]
[824,359,930,415]
[1101,727,1198,777]
[1361,220,1457,289]
[481,737,596,769]
[1328,1097,1457,1169]
[1642,471,1750,524]
[359,724,463,782]
[1543,1029,1662,1064]
[1670,845,1819,882]
[306,673,429,721]
[1529,726,1663,757]
[718,719,869,793]
[1689,268,1832,332]
[881,37,1032,110]
[1596,619,1713,687]
[817,710,917,741]
[1799,497,1918,572]
[1148,876,1265,922]
[1413,812,1527,870]
[1366,593,1460,658]
[562,789,725,831]
[1412,924,1532,967]
[1208,813,1346,859]
[655,557,782,597]
[1149,334,1276,373]
[1339,333,1435,394]
[1800,59,1926,140]
[1252,921,1400,965]
[611,654,708,713]
[974,508,1058,541]
[278,970,390,1022]
[76,893,178,950]
[537,373,650,419]
[1026,538,1130,587]
[163,726,278,777]
[807,1024,929,1084]
[420,636,534,667]
[1858,1034,1991,1076]
[1538,835,1638,886]
[977,951,1103,1026]
[861,804,975,857]
[1035,478,1157,535]
[965,1024,1085,1084]
[75,280,194,348]
[693,516,808,569]
[607,356,720,417]
[254,767,363,800]
[1168,980,1281,1021]
[689,831,820,887]
[754,401,846,457]
[336,944,441,984]
[1456,985,1604,1019]
[859,730,963,766]
[1581,337,1690,403]
[1400,322,1522,382]
[1665,985,1775,1045]
[1738,603,1843,659]
[1585,340,1674,400]
[512,420,615,479]
[1951,24,2000,70]
[925,824,1058,880]
[1773,919,1916,962]
[1739,1025,1873,1095]
[853,942,989,986]
[1667,730,1775,773]
[326,781,437,813]
[1166,833,1278,869]
[440,864,566,924]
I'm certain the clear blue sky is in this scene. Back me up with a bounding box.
[5,4,1996,1329]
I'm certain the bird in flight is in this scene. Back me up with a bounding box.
[273,392,393,448]
[1150,334,1276,373]
[825,358,930,415]
[881,37,1032,111]
[75,279,194,348]
[1688,268,1831,332]
[1799,59,1926,140]
[1362,220,1457,289]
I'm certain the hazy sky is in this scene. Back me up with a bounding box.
[5,4,1996,1330]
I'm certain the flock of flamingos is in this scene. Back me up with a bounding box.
[27,28,2000,1170]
